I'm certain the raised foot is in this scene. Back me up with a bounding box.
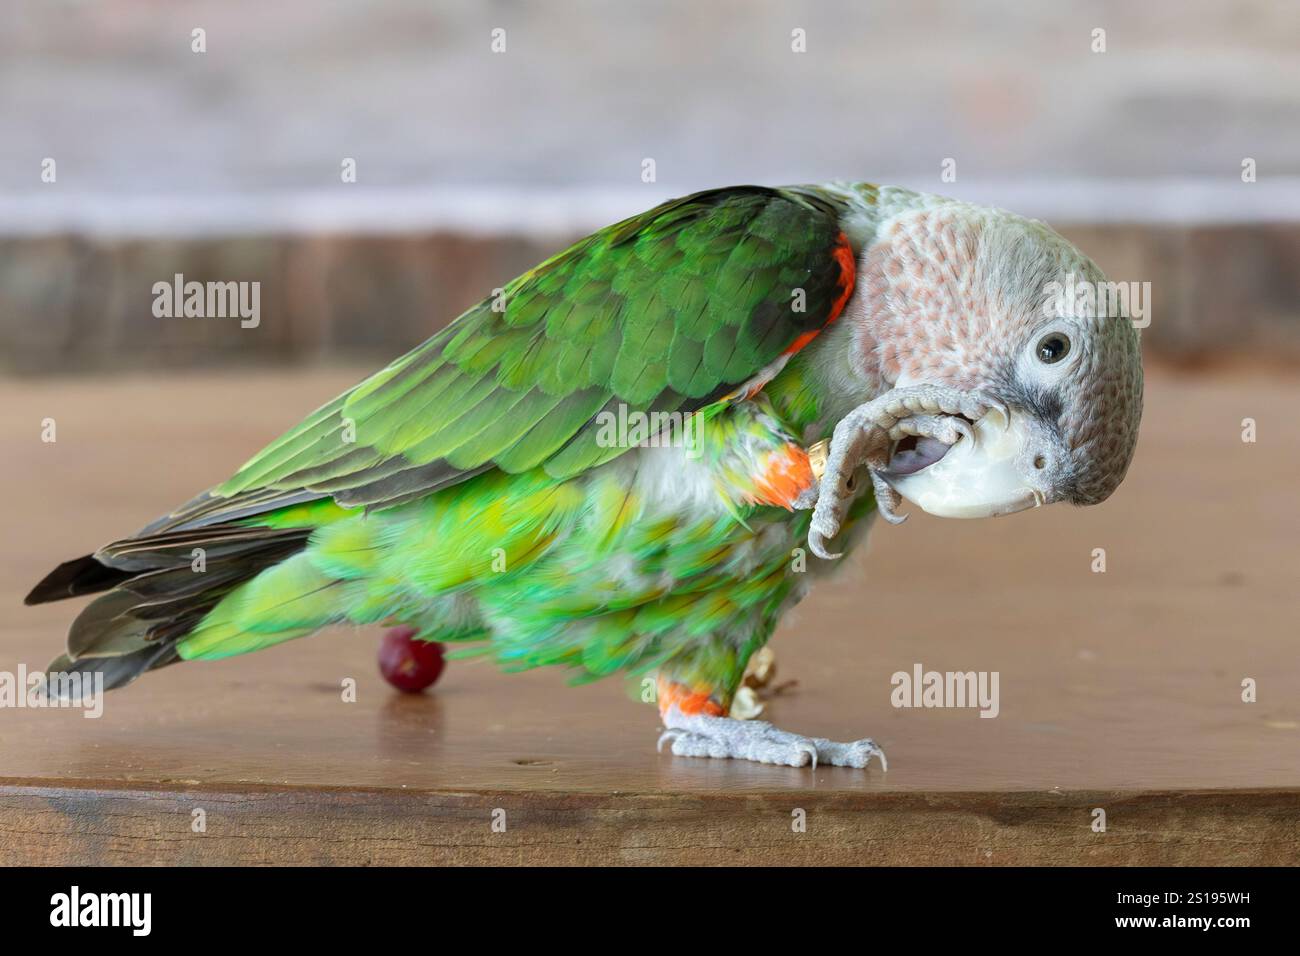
[658,712,887,770]
[805,383,1005,558]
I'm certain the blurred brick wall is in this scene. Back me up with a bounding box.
[2,224,1297,374]
[0,233,545,372]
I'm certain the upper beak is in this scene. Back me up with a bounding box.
[880,406,1045,519]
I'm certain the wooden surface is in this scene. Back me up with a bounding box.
[1,366,1298,865]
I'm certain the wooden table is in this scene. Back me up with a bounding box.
[1,367,1297,865]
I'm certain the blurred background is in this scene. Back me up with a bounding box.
[2,0,1298,371]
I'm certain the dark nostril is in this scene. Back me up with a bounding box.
[1033,455,1047,470]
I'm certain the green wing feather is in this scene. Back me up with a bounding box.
[147,185,852,534]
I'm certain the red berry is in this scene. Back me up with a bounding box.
[378,626,445,692]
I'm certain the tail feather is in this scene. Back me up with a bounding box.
[96,525,309,571]
[24,555,133,605]
[45,646,180,694]
[32,524,312,691]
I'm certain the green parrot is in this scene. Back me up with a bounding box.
[26,183,1143,769]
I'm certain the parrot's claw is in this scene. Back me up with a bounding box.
[808,514,845,560]
[891,412,975,447]
[870,468,908,524]
[810,736,890,771]
[656,728,684,752]
[967,388,1009,424]
[805,384,1003,556]
[658,710,886,770]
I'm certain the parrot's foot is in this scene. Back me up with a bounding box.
[807,384,1004,558]
[657,710,887,770]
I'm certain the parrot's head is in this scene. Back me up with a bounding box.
[854,198,1143,518]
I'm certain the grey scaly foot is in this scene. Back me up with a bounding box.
[658,709,887,770]
[806,384,1004,558]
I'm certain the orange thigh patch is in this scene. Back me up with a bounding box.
[657,676,727,718]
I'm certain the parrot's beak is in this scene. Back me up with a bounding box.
[880,406,1045,519]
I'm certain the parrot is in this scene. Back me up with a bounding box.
[25,183,1143,769]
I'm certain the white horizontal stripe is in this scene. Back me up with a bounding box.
[0,178,1297,238]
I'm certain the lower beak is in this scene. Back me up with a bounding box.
[881,406,1045,519]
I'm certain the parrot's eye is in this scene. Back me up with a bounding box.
[1035,333,1071,365]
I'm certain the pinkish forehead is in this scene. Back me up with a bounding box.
[859,207,1020,388]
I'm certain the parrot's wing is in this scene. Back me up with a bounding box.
[144,185,855,534]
